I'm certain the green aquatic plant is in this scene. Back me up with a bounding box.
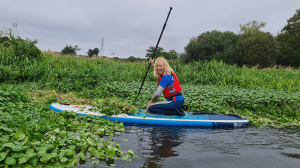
[0,85,137,167]
[93,97,137,116]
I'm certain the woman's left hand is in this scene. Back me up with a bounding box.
[147,100,153,105]
[149,58,154,68]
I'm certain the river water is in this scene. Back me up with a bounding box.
[79,125,300,168]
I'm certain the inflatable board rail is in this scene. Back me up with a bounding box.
[49,103,249,128]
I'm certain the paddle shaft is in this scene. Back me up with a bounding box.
[135,7,173,102]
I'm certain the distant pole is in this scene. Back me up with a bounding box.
[100,37,104,56]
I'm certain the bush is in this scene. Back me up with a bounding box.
[10,34,43,62]
[0,35,44,82]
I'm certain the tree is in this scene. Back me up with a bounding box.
[145,46,180,60]
[164,49,179,60]
[127,56,136,62]
[145,46,165,59]
[61,45,80,55]
[0,36,10,44]
[276,9,300,67]
[0,36,11,47]
[239,20,266,33]
[87,48,100,57]
[184,30,240,64]
[112,57,120,61]
[236,21,279,68]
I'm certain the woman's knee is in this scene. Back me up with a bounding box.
[146,103,154,112]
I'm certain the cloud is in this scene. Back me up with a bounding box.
[1,0,299,58]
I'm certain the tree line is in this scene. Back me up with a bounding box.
[182,9,300,68]
[60,45,100,57]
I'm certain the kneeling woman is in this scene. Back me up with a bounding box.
[147,57,185,116]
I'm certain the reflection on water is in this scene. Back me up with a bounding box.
[78,125,300,168]
[137,127,184,168]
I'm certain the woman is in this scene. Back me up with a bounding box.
[146,57,185,116]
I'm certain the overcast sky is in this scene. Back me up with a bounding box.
[1,0,299,58]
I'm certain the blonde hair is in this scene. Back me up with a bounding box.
[153,57,174,77]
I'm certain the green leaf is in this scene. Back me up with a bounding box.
[60,157,68,163]
[37,150,47,157]
[0,152,8,161]
[98,152,106,159]
[77,152,88,161]
[91,160,99,164]
[2,143,15,148]
[28,158,39,166]
[18,156,28,164]
[68,145,76,150]
[122,139,128,142]
[68,157,79,167]
[25,148,35,154]
[86,139,94,146]
[0,138,9,144]
[11,152,24,159]
[36,146,47,152]
[53,128,60,133]
[12,145,23,152]
[40,154,53,163]
[14,132,26,140]
[46,144,54,151]
[108,149,115,159]
[5,157,16,165]
[64,149,74,156]
[89,147,98,156]
[59,157,68,163]
[31,141,41,146]
[122,155,128,160]
[128,149,134,155]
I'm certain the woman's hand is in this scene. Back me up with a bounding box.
[147,100,153,105]
[149,58,154,68]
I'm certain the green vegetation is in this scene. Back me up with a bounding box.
[1,42,300,168]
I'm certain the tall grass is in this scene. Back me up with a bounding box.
[1,49,300,91]
[171,59,300,91]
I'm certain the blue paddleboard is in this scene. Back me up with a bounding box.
[49,103,249,128]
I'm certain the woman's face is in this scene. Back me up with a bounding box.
[156,64,164,75]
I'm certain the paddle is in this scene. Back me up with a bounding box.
[135,7,173,102]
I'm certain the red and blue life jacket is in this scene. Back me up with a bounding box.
[157,72,182,98]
